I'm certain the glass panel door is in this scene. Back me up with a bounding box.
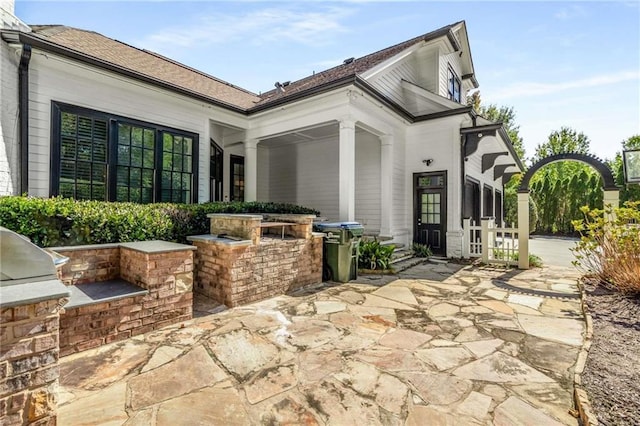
[229,155,244,201]
[210,140,223,201]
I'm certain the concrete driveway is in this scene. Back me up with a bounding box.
[57,263,584,425]
[530,236,580,268]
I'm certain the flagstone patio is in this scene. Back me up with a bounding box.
[57,262,583,425]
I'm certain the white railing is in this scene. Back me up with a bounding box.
[463,218,519,266]
[462,218,482,258]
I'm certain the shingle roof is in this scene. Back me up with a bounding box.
[23,22,462,112]
[255,22,462,107]
[28,25,262,110]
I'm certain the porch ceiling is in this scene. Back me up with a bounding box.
[259,123,370,148]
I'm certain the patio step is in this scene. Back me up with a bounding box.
[391,256,426,273]
[391,248,413,263]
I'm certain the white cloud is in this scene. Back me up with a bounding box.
[554,4,588,21]
[139,6,354,52]
[490,70,640,101]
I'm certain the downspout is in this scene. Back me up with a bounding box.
[460,133,466,227]
[18,43,32,194]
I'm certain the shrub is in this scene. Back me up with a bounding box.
[411,243,432,258]
[491,249,543,267]
[0,196,319,247]
[572,201,640,293]
[358,238,395,270]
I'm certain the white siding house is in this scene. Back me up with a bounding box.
[0,3,523,257]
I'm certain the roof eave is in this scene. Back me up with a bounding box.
[498,127,525,171]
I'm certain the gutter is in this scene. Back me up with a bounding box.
[18,43,31,194]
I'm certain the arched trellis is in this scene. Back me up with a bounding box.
[515,153,620,269]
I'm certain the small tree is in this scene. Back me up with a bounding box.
[572,201,640,293]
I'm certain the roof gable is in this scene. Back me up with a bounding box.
[255,21,464,107]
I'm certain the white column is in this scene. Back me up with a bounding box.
[380,134,394,237]
[517,192,530,269]
[462,218,470,258]
[480,218,490,264]
[603,190,620,223]
[244,139,258,202]
[339,119,356,221]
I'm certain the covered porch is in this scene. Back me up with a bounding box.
[242,118,396,238]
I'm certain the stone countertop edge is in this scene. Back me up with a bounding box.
[49,241,196,254]
[206,213,263,219]
[187,235,252,246]
[48,242,121,252]
[119,240,196,254]
[573,280,599,426]
[0,279,70,309]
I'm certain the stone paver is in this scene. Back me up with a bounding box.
[58,263,583,425]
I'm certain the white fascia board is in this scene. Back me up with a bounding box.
[361,37,452,81]
[247,89,351,139]
[453,23,476,83]
[401,79,461,109]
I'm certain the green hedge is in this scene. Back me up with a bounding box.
[0,196,320,247]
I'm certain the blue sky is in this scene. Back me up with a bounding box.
[14,1,640,162]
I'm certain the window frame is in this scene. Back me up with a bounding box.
[50,102,199,203]
[229,154,245,202]
[483,184,494,218]
[447,65,461,103]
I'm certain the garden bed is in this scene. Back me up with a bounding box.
[582,279,640,425]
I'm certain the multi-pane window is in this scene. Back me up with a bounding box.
[52,103,198,203]
[58,112,108,200]
[421,193,441,224]
[161,133,193,203]
[117,124,155,203]
[447,66,461,103]
[483,186,494,217]
[230,155,244,201]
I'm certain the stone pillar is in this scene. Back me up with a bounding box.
[603,189,620,223]
[244,139,258,202]
[380,134,394,237]
[517,192,530,269]
[0,297,68,425]
[339,119,356,221]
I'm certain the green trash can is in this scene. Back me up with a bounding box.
[314,222,364,283]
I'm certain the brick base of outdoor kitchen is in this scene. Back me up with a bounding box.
[188,214,323,307]
[52,241,195,357]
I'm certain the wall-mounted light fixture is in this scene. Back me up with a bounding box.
[422,159,433,166]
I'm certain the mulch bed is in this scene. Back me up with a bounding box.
[581,279,640,426]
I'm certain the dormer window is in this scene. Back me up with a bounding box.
[448,66,461,103]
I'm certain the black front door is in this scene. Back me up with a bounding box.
[414,172,447,255]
